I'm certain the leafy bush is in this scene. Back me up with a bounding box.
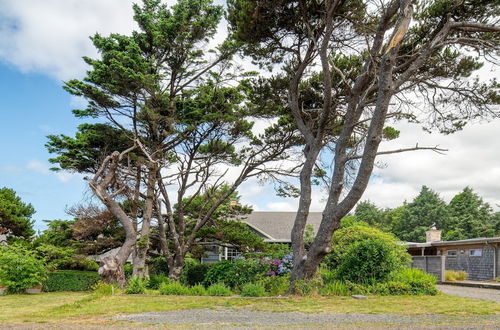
[124,263,133,278]
[43,270,100,292]
[203,258,266,289]
[188,284,207,296]
[182,263,210,286]
[35,244,98,271]
[207,283,232,296]
[335,238,403,284]
[241,283,266,297]
[257,274,290,295]
[125,276,147,294]
[371,281,412,295]
[263,254,293,276]
[445,270,468,281]
[324,224,410,270]
[0,245,48,293]
[389,268,438,295]
[319,268,337,284]
[148,256,169,276]
[320,281,350,296]
[262,243,292,259]
[147,274,170,290]
[159,281,190,295]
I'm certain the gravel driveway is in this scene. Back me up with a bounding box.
[113,309,500,328]
[437,284,500,303]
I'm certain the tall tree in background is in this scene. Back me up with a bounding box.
[0,187,35,239]
[446,187,496,240]
[228,0,499,286]
[392,186,450,242]
[354,201,386,227]
[48,0,299,285]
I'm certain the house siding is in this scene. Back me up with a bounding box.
[445,245,495,281]
[411,256,442,281]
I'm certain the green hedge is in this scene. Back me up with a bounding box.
[43,270,100,292]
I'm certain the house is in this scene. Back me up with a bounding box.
[406,226,500,281]
[201,211,323,263]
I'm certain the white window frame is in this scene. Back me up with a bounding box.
[469,249,482,257]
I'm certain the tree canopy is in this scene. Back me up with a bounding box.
[0,187,35,239]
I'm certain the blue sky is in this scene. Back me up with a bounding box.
[0,63,89,231]
[0,0,499,232]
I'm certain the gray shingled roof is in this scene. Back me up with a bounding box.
[239,211,323,242]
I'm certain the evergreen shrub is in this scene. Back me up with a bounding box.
[43,270,100,292]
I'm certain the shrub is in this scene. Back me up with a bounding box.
[147,274,170,290]
[262,243,292,259]
[319,268,337,285]
[125,276,147,294]
[182,263,210,286]
[35,244,98,271]
[324,224,410,270]
[389,268,438,295]
[257,275,290,295]
[124,263,133,278]
[43,270,100,292]
[92,282,118,296]
[371,281,412,296]
[203,258,266,289]
[293,278,322,296]
[207,283,232,296]
[188,284,207,296]
[0,245,48,293]
[320,280,350,296]
[148,256,169,276]
[263,254,293,276]
[343,281,370,295]
[445,270,468,282]
[241,283,266,297]
[335,238,402,284]
[159,281,190,295]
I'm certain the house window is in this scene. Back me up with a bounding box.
[226,247,240,260]
[447,250,457,256]
[469,249,482,257]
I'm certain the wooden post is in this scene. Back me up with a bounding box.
[440,249,446,282]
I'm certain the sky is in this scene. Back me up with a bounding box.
[0,0,499,232]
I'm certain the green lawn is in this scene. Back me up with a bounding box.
[0,292,498,326]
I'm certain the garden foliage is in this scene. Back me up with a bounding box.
[43,270,100,292]
[0,245,47,293]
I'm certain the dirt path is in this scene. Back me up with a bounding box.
[437,284,500,303]
[111,309,500,328]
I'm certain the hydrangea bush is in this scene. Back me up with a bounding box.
[263,254,293,276]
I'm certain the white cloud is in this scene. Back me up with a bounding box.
[25,159,80,183]
[0,0,135,80]
[266,201,296,211]
[1,0,499,214]
[363,119,500,210]
[26,160,50,174]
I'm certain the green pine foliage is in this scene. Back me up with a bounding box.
[0,187,35,239]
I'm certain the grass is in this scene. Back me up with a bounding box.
[0,291,498,325]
